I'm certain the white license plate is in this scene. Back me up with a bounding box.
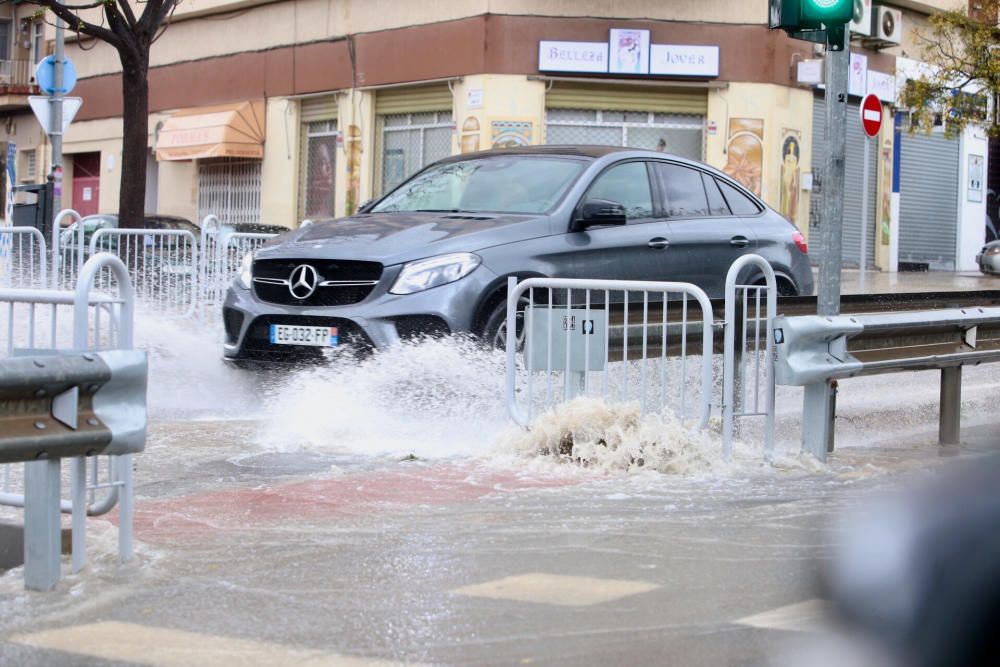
[269,324,339,347]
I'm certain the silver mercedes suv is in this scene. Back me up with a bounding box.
[222,146,813,363]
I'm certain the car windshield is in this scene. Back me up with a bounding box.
[371,156,586,215]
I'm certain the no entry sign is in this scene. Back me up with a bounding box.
[860,93,883,138]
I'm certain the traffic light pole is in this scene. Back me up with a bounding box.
[802,26,848,461]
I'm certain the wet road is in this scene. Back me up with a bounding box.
[2,270,1000,666]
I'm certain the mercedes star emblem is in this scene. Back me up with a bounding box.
[288,264,319,299]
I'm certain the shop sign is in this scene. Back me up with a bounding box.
[866,70,896,103]
[538,41,609,73]
[649,44,719,77]
[609,29,650,75]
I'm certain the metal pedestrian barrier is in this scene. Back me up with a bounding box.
[1,252,144,590]
[505,277,715,430]
[90,228,199,318]
[51,208,85,289]
[773,306,1000,459]
[721,255,777,459]
[0,226,47,288]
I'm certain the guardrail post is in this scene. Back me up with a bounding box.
[802,381,835,462]
[23,459,62,591]
[939,367,962,446]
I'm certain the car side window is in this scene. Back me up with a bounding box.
[654,163,710,218]
[717,179,763,216]
[702,173,731,216]
[586,162,654,221]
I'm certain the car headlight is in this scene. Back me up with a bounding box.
[989,246,1000,256]
[237,252,253,289]
[390,252,481,295]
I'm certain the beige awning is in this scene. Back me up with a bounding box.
[155,100,265,161]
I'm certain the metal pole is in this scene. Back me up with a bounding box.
[24,459,62,591]
[802,27,849,462]
[939,366,962,446]
[860,137,870,294]
[50,6,65,217]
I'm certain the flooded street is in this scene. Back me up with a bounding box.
[2,306,999,665]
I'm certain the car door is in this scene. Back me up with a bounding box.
[566,160,671,282]
[651,162,757,296]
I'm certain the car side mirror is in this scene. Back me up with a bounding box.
[357,199,375,213]
[574,198,628,231]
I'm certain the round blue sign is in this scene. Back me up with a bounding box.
[35,56,78,96]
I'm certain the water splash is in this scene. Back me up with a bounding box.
[257,336,511,458]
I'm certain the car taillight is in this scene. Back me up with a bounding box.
[792,231,808,254]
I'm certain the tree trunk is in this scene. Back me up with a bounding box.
[118,50,149,229]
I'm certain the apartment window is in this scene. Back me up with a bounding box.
[0,20,12,61]
[20,148,37,182]
[31,20,43,65]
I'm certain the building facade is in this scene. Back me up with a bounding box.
[0,0,989,272]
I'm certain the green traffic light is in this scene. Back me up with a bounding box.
[800,0,853,25]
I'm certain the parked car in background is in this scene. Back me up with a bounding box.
[222,146,813,363]
[977,240,1000,275]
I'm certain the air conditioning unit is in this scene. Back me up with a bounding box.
[849,0,873,37]
[874,5,903,45]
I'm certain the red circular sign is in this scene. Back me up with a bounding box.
[860,93,883,138]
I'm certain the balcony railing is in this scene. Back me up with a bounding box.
[0,60,39,95]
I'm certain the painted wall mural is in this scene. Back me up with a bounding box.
[345,125,362,216]
[880,139,893,245]
[723,118,763,197]
[779,130,800,223]
[490,119,533,148]
[461,116,481,153]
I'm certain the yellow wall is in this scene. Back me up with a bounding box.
[260,97,299,227]
[452,75,547,152]
[706,83,815,233]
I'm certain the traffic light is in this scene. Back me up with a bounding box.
[769,0,853,48]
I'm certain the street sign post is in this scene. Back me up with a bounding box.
[28,96,82,136]
[858,94,882,296]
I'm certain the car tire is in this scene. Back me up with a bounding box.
[481,296,528,351]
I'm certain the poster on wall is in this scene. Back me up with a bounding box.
[723,119,764,197]
[304,134,337,218]
[608,29,650,75]
[490,120,533,148]
[779,130,801,224]
[968,154,984,203]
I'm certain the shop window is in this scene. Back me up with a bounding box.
[376,111,453,195]
[545,109,704,161]
[587,162,653,220]
[299,120,338,220]
[197,158,261,225]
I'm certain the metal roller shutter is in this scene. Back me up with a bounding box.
[546,83,708,115]
[809,95,878,268]
[375,85,453,115]
[300,96,338,123]
[898,130,959,270]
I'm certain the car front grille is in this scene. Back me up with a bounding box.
[252,258,383,307]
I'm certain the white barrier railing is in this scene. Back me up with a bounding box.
[721,255,777,459]
[51,208,84,289]
[90,228,199,318]
[505,277,715,430]
[0,253,137,573]
[0,226,47,288]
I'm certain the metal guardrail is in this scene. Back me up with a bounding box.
[0,350,147,591]
[505,277,715,430]
[0,253,141,590]
[773,306,1000,459]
